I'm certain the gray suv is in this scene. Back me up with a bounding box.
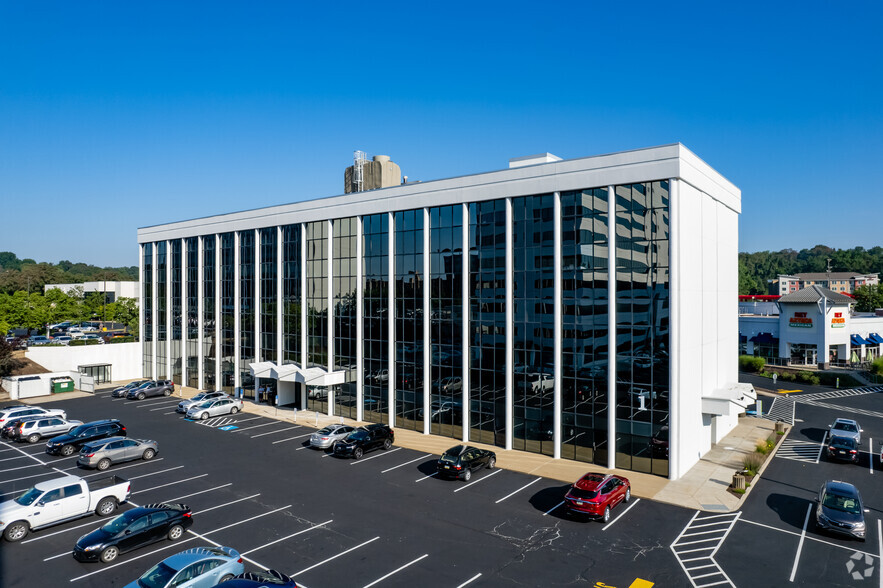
[15,416,83,444]
[126,380,175,400]
[77,436,158,471]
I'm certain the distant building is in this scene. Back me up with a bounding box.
[344,154,402,193]
[772,272,878,296]
[44,281,139,303]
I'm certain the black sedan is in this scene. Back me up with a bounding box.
[73,502,192,563]
[332,424,394,459]
[827,436,859,463]
[437,445,496,481]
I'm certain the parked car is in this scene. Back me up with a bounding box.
[0,474,130,542]
[111,380,150,398]
[827,436,860,463]
[309,424,355,450]
[27,335,51,346]
[0,405,67,426]
[127,380,175,400]
[1,416,43,439]
[436,445,496,481]
[829,418,862,445]
[333,424,394,459]
[78,437,158,471]
[46,419,127,456]
[52,335,73,345]
[123,546,245,588]
[224,570,303,587]
[68,328,85,339]
[185,397,243,420]
[176,391,229,413]
[4,336,27,350]
[564,472,631,523]
[13,416,83,443]
[816,480,868,541]
[81,334,105,344]
[73,502,193,563]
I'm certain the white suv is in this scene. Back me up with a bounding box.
[0,406,67,426]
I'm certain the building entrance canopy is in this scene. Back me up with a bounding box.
[248,362,346,387]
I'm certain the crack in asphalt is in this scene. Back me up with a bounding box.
[488,520,564,561]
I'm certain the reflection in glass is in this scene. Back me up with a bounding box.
[142,243,153,378]
[202,236,216,389]
[239,231,256,399]
[333,218,357,419]
[156,241,167,380]
[185,237,198,389]
[395,210,424,431]
[220,233,235,394]
[363,214,389,423]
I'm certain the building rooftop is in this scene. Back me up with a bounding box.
[782,272,877,281]
[778,285,855,305]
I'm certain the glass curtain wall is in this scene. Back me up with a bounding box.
[429,205,463,438]
[259,228,277,363]
[512,195,555,456]
[394,210,424,431]
[614,181,670,476]
[202,236,216,390]
[469,200,507,447]
[561,188,609,465]
[185,237,198,388]
[170,240,183,384]
[332,218,357,419]
[362,214,389,424]
[306,221,328,411]
[220,233,235,394]
[142,243,153,378]
[156,241,168,379]
[239,231,256,400]
[282,225,302,365]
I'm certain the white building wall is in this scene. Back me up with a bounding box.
[25,342,142,381]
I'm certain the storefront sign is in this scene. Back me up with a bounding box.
[831,312,845,328]
[790,312,813,328]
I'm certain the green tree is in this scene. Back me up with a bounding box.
[853,285,883,313]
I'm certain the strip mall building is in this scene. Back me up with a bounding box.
[138,144,751,480]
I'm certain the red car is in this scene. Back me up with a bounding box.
[564,473,631,522]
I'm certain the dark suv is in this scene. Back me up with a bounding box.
[816,480,868,540]
[73,502,192,563]
[127,380,175,400]
[333,424,394,459]
[45,419,127,456]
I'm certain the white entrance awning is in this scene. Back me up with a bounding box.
[702,383,757,417]
[249,362,277,378]
[249,362,346,387]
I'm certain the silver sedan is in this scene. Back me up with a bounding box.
[176,391,230,413]
[77,437,158,471]
[310,424,355,449]
[186,397,244,420]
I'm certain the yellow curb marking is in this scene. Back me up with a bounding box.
[778,389,802,394]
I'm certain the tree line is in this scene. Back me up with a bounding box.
[0,251,137,295]
[0,288,139,337]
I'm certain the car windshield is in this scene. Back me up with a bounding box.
[823,491,861,514]
[137,561,178,588]
[196,401,213,409]
[347,431,368,441]
[317,426,336,435]
[191,394,207,402]
[834,422,858,433]
[15,487,44,506]
[569,487,600,500]
[102,510,140,533]
[69,424,90,436]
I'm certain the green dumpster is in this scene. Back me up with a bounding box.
[51,377,75,394]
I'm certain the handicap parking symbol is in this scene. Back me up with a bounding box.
[219,425,239,431]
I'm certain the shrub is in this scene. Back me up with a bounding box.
[739,355,766,373]
[742,453,764,475]
[871,357,883,376]
[107,336,135,344]
[755,438,775,454]
[69,339,102,346]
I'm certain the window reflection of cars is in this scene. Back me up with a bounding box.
[649,426,669,458]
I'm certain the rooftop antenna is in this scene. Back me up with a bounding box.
[353,150,367,193]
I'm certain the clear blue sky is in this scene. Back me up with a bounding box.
[1,1,881,268]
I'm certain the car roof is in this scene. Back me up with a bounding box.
[159,546,237,570]
[833,418,859,425]
[86,436,128,446]
[824,480,859,496]
[35,475,82,491]
[574,472,613,490]
[82,419,120,426]
[829,436,856,445]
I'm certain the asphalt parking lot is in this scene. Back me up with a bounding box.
[1,384,882,587]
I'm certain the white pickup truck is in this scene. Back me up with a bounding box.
[0,474,131,541]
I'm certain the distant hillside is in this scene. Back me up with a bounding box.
[739,245,883,295]
[0,252,137,295]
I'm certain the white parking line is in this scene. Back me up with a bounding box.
[194,493,260,515]
[0,470,57,484]
[415,472,438,482]
[602,498,641,531]
[241,519,332,555]
[163,411,178,415]
[456,573,483,588]
[453,469,502,493]
[134,398,180,407]
[234,422,277,433]
[0,462,48,473]
[739,516,879,558]
[291,536,381,576]
[164,482,233,502]
[129,465,184,480]
[362,553,429,587]
[151,404,180,411]
[273,433,313,444]
[0,441,68,477]
[543,500,565,516]
[0,454,29,463]
[251,426,302,438]
[381,454,433,473]
[134,474,208,494]
[789,504,812,582]
[349,447,402,465]
[814,431,828,464]
[870,438,874,475]
[80,458,164,477]
[495,477,542,504]
[878,519,882,588]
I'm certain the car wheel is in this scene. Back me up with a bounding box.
[137,393,146,400]
[99,546,119,563]
[163,389,171,396]
[463,469,472,482]
[167,524,184,541]
[230,407,239,414]
[60,445,75,457]
[142,448,156,460]
[602,506,611,523]
[97,458,111,471]
[96,497,117,516]
[3,520,29,542]
[354,447,364,459]
[27,434,40,444]
[219,575,234,582]
[487,457,496,469]
[383,438,392,450]
[200,412,209,420]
